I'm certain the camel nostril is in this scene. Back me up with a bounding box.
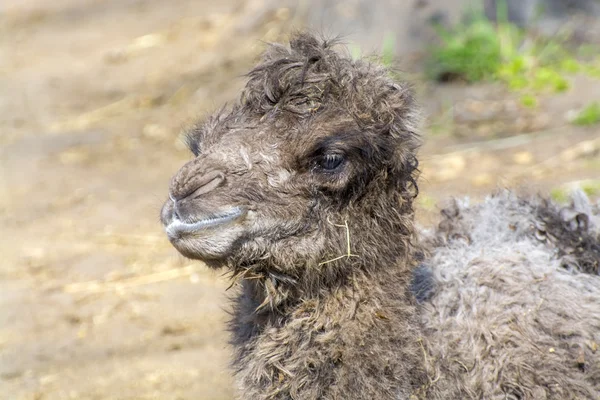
[172,201,182,220]
[170,169,226,201]
[187,172,225,199]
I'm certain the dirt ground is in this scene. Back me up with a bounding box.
[1,1,598,399]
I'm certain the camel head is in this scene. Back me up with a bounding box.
[161,33,420,281]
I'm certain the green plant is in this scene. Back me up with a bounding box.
[520,93,538,108]
[427,15,511,82]
[581,180,600,197]
[550,187,570,204]
[416,193,437,210]
[427,5,597,94]
[571,102,600,126]
[381,32,396,67]
[551,180,600,204]
[349,43,362,61]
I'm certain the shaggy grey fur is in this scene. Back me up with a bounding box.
[161,33,600,399]
[421,191,600,398]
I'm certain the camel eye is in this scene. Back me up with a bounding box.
[319,153,344,171]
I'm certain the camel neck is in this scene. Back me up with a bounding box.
[229,259,428,399]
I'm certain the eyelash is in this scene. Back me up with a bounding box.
[318,153,345,171]
[185,134,201,156]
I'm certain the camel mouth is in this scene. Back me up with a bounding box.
[165,207,245,240]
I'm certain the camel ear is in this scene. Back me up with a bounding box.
[383,83,420,150]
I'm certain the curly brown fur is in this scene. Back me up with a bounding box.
[161,33,600,399]
[535,197,600,275]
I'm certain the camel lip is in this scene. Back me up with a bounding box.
[165,207,245,239]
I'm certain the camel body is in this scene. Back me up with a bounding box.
[160,33,600,399]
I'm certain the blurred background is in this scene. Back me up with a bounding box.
[1,0,599,399]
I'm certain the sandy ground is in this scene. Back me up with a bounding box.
[1,1,598,399]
